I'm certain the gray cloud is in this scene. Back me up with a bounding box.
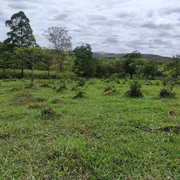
[164,8,180,15]
[52,14,69,21]
[0,0,180,56]
[8,3,34,9]
[116,12,134,18]
[104,36,120,44]
[142,22,172,29]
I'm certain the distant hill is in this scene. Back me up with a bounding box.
[93,52,172,61]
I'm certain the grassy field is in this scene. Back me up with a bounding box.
[0,78,179,179]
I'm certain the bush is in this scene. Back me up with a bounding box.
[77,78,86,87]
[160,89,175,98]
[73,90,86,99]
[162,78,168,86]
[56,84,67,92]
[109,73,120,84]
[51,98,60,104]
[125,81,143,97]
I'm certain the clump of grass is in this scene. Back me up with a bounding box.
[51,98,60,104]
[125,81,143,97]
[28,102,40,109]
[25,83,39,90]
[33,97,46,102]
[159,89,175,98]
[56,84,67,92]
[3,79,10,82]
[71,84,78,91]
[11,93,33,106]
[154,80,160,86]
[41,106,56,120]
[73,90,86,99]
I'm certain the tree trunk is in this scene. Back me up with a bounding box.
[31,60,34,86]
[130,73,133,79]
[13,68,16,78]
[31,65,34,86]
[3,68,6,78]
[47,69,50,79]
[21,65,24,78]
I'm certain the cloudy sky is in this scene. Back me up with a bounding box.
[0,0,180,56]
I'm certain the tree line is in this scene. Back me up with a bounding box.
[0,11,179,83]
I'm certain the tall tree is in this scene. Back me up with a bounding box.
[0,42,14,77]
[4,11,37,77]
[44,27,72,73]
[73,44,97,77]
[123,51,143,79]
[41,49,55,78]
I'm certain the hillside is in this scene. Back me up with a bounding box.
[93,52,172,61]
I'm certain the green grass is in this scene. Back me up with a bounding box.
[0,78,179,179]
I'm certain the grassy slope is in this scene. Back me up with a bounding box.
[0,79,179,179]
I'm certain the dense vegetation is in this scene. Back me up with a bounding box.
[0,11,180,179]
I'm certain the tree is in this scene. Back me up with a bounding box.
[160,55,180,95]
[140,61,157,79]
[4,11,37,77]
[26,47,42,86]
[73,44,97,77]
[0,42,13,77]
[123,51,143,79]
[41,49,55,78]
[44,27,72,73]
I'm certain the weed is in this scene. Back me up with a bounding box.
[125,81,143,97]
[73,90,86,99]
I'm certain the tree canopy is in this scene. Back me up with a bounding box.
[4,11,36,47]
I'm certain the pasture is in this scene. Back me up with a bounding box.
[0,78,179,179]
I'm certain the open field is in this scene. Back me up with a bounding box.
[0,78,179,179]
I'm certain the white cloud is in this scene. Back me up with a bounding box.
[0,0,180,56]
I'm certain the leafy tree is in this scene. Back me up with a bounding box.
[41,49,55,78]
[4,11,36,47]
[140,61,157,79]
[44,27,72,73]
[123,51,143,79]
[160,55,180,96]
[26,47,42,86]
[73,44,97,77]
[4,11,37,77]
[14,46,28,76]
[0,43,13,77]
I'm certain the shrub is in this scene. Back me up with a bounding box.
[77,78,86,87]
[51,98,60,104]
[56,84,67,92]
[41,106,56,120]
[125,81,143,97]
[109,73,120,84]
[159,89,175,98]
[162,78,168,86]
[73,90,86,99]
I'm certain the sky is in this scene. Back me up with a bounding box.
[0,0,180,57]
